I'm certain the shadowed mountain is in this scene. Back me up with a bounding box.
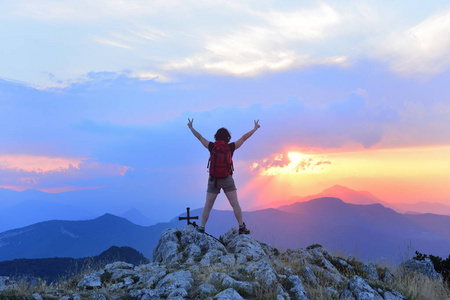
[0,246,148,282]
[1,198,450,263]
[120,208,158,226]
[0,199,99,233]
[0,214,170,261]
[0,188,166,233]
[391,201,450,216]
[405,213,450,240]
[253,185,390,210]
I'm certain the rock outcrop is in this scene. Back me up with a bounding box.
[3,225,447,299]
[401,258,443,282]
[0,276,13,292]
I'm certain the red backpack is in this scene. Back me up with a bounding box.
[208,141,233,178]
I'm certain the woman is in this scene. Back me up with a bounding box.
[187,118,260,234]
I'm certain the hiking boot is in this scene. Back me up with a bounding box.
[196,226,205,233]
[239,223,250,234]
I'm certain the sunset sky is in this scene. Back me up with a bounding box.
[1,1,450,221]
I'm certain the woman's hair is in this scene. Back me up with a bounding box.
[214,128,231,142]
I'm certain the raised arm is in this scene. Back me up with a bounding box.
[187,118,210,149]
[234,120,260,150]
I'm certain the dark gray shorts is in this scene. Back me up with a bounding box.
[207,175,237,194]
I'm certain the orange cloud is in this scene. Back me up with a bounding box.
[0,154,83,173]
[37,186,104,193]
[0,153,132,192]
[241,145,450,208]
[251,152,331,175]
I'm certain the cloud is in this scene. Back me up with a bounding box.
[378,8,450,75]
[0,158,131,190]
[250,152,332,175]
[11,0,176,22]
[0,154,83,173]
[93,37,134,50]
[162,4,349,76]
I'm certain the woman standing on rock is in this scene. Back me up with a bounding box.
[187,119,260,234]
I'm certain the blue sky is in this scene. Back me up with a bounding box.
[1,1,450,221]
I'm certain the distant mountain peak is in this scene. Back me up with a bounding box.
[309,196,345,203]
[97,213,122,219]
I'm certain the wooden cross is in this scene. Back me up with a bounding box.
[178,207,199,225]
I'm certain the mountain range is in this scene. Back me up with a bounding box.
[1,196,450,263]
[0,188,158,232]
[0,246,148,282]
[257,184,450,216]
[2,185,450,234]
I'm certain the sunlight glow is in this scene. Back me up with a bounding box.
[251,152,331,175]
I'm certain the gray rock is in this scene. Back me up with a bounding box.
[311,265,343,285]
[59,296,71,300]
[326,287,339,297]
[72,293,82,300]
[273,257,284,269]
[110,268,137,280]
[140,288,162,299]
[336,259,354,272]
[235,253,248,264]
[199,283,217,298]
[135,262,163,272]
[260,242,278,256]
[32,293,43,300]
[209,272,229,285]
[223,228,267,262]
[283,249,314,264]
[222,276,254,296]
[383,290,406,300]
[137,264,167,287]
[190,265,201,273]
[209,272,254,295]
[340,275,383,300]
[201,249,226,266]
[123,276,135,286]
[105,261,134,271]
[319,257,340,274]
[287,275,309,300]
[362,262,379,281]
[0,276,13,292]
[381,269,395,284]
[109,282,124,291]
[276,283,290,300]
[91,295,107,300]
[156,270,193,296]
[153,226,227,267]
[129,289,144,298]
[168,287,188,298]
[283,266,293,276]
[303,266,318,285]
[402,258,443,282]
[220,253,236,267]
[244,258,279,287]
[214,288,245,300]
[153,228,183,265]
[313,246,333,257]
[78,272,102,289]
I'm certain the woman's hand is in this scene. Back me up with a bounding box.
[254,119,260,130]
[187,118,194,129]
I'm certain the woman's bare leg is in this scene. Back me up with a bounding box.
[201,192,218,227]
[224,190,244,226]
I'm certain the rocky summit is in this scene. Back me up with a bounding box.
[1,225,448,299]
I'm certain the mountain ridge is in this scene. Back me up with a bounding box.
[0,246,148,282]
[2,196,450,263]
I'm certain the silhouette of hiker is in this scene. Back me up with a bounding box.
[188,119,260,234]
